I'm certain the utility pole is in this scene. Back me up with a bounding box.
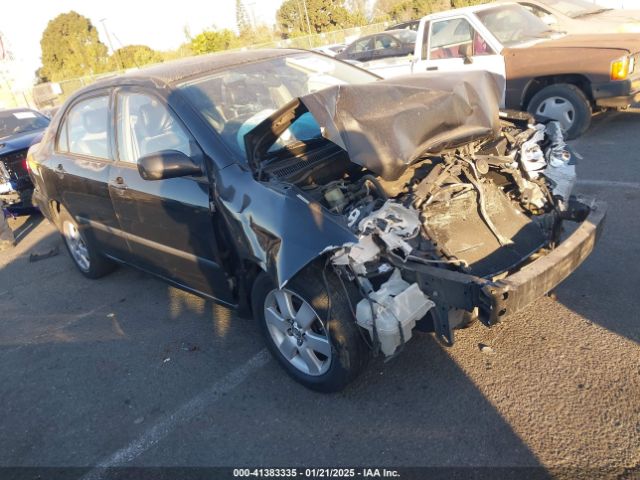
[301,0,313,47]
[100,18,123,70]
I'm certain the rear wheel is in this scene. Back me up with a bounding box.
[252,265,369,392]
[59,208,115,279]
[527,83,592,139]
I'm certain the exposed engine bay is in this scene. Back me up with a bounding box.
[246,72,601,358]
[258,113,581,356]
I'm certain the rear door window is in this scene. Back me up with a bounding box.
[62,96,111,159]
[354,37,373,53]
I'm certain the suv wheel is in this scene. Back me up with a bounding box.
[59,208,115,279]
[527,83,592,139]
[251,265,369,392]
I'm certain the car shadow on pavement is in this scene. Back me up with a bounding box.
[0,221,554,476]
[561,109,640,344]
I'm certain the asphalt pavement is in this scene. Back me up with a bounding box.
[0,110,638,479]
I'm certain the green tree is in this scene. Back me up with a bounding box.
[39,11,108,81]
[276,0,360,36]
[106,45,162,71]
[236,0,251,34]
[373,0,486,22]
[450,0,489,7]
[238,24,277,47]
[190,29,238,55]
[386,0,437,21]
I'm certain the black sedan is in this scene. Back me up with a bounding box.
[335,29,416,63]
[29,49,603,391]
[0,108,50,213]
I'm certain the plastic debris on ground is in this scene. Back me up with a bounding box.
[28,246,59,262]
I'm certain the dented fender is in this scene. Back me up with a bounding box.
[216,163,357,288]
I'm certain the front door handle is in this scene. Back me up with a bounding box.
[426,66,438,71]
[109,177,128,191]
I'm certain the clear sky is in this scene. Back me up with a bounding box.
[0,0,284,86]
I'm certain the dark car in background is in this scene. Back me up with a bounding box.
[29,50,603,392]
[336,29,416,63]
[0,108,50,213]
[386,20,420,31]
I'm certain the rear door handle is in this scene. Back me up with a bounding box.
[426,66,438,71]
[109,177,128,191]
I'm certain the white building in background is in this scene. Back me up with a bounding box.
[0,31,33,109]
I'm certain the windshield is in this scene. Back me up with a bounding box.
[539,0,611,18]
[0,110,49,138]
[179,52,377,159]
[476,4,554,46]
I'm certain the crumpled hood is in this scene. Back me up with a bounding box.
[245,70,502,181]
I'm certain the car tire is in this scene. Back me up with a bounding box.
[527,83,592,140]
[58,207,115,279]
[251,265,369,393]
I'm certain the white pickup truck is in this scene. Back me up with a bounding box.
[360,2,640,138]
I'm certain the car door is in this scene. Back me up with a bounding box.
[346,37,374,63]
[48,92,129,258]
[372,34,403,60]
[110,87,233,304]
[415,16,507,105]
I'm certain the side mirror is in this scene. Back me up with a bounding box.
[459,44,473,65]
[137,150,202,181]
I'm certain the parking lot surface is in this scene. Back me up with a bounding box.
[1,111,639,479]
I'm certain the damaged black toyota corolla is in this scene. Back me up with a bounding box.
[29,50,605,392]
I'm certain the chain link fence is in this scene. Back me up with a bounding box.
[32,22,391,109]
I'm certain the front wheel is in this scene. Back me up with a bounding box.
[251,265,369,393]
[59,208,115,279]
[527,83,592,139]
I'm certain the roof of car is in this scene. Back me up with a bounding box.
[384,29,414,35]
[89,48,306,90]
[132,48,306,84]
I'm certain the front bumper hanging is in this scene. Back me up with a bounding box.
[406,200,606,345]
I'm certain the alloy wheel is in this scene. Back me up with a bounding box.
[263,288,332,376]
[63,220,90,272]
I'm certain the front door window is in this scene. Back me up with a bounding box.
[116,92,194,164]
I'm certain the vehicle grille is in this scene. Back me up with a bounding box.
[0,148,29,181]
